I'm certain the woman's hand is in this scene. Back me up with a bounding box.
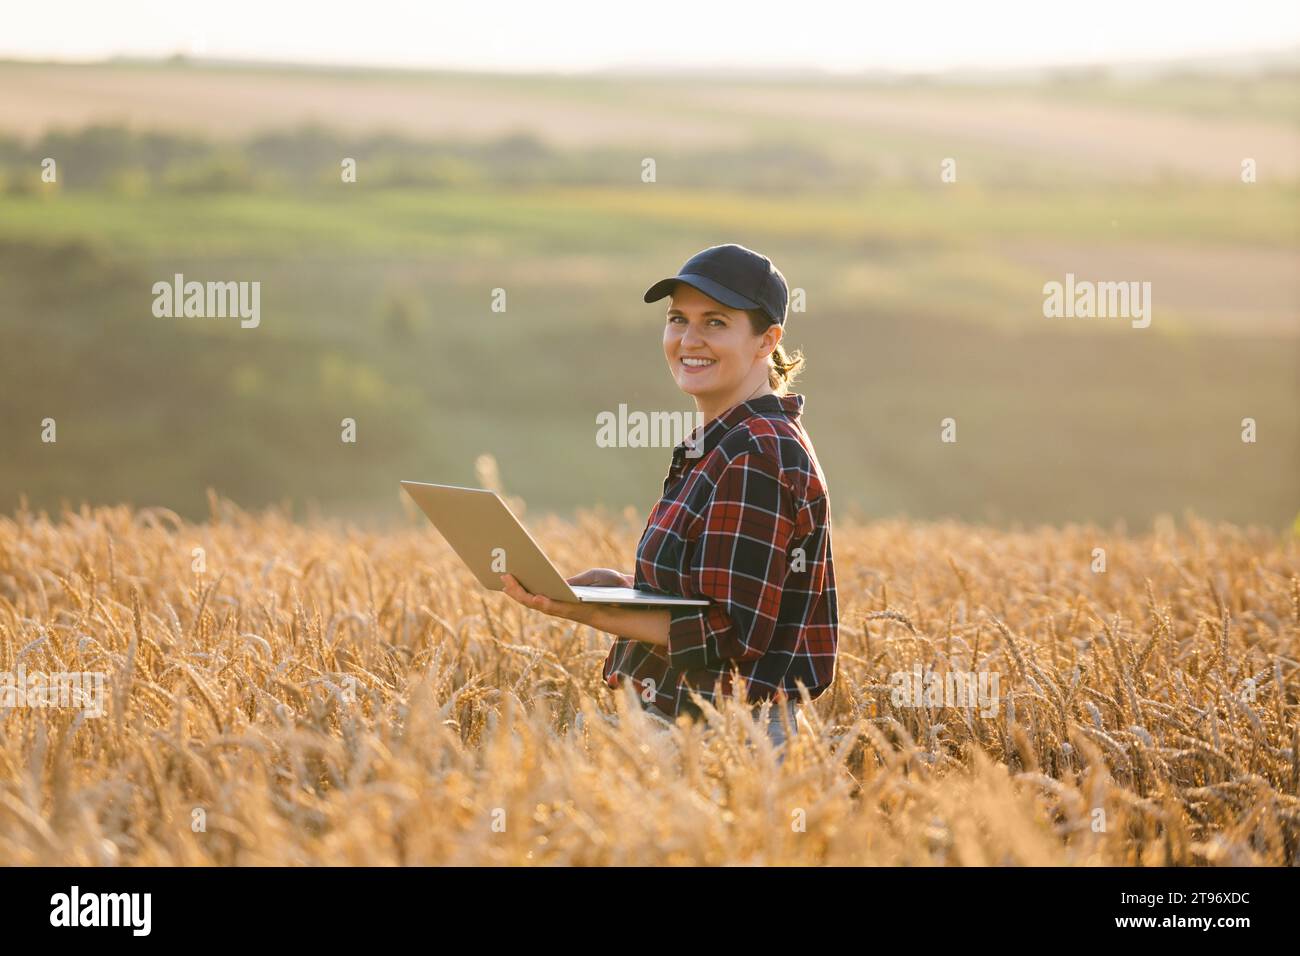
[499,573,602,626]
[566,568,635,588]
[500,573,671,647]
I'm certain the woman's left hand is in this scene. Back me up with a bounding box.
[499,573,601,626]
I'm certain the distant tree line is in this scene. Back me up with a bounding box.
[0,123,857,194]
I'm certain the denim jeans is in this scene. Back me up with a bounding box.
[577,697,800,759]
[756,699,800,750]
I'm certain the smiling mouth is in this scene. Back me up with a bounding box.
[680,356,717,369]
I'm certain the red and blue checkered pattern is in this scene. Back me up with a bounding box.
[602,392,839,718]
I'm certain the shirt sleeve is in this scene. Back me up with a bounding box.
[665,450,797,672]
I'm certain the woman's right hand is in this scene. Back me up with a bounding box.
[567,567,634,588]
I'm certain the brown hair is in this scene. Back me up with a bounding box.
[745,310,805,395]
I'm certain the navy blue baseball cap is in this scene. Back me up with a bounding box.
[644,243,789,326]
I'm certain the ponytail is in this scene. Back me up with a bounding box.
[746,310,805,394]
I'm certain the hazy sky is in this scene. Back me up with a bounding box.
[4,0,1298,73]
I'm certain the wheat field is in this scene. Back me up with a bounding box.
[0,491,1296,866]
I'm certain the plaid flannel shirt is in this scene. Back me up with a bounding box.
[602,392,839,719]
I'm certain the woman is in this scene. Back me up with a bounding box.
[501,243,839,753]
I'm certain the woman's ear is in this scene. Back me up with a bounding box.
[762,323,783,358]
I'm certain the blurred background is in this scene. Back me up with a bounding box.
[1,2,1296,529]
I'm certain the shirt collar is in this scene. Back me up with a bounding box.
[669,392,804,479]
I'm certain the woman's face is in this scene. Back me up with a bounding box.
[663,283,779,402]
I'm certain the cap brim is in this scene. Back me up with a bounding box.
[643,273,761,311]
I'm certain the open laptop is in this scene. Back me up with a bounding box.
[400,481,708,607]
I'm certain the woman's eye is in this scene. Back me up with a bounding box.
[667,315,725,327]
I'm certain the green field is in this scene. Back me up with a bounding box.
[1,61,1296,528]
